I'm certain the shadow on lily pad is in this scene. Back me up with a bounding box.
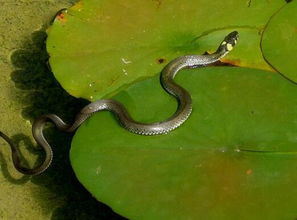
[9,30,126,220]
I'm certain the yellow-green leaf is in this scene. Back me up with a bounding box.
[47,0,285,100]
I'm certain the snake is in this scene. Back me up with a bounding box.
[0,31,239,175]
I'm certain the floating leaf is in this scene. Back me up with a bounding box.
[261,1,297,82]
[47,0,285,100]
[71,67,297,219]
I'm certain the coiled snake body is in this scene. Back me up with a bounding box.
[0,31,239,175]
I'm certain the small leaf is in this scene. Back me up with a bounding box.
[261,0,297,82]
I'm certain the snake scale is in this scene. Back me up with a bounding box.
[0,31,239,175]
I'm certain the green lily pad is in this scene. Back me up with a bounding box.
[46,0,285,100]
[261,1,297,83]
[71,67,297,219]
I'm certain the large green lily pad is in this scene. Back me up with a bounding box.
[46,0,285,100]
[71,67,297,219]
[261,0,297,83]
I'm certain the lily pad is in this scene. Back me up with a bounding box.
[71,67,297,219]
[261,0,297,83]
[46,0,285,100]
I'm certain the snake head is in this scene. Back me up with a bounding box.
[217,31,239,54]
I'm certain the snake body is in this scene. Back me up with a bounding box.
[0,31,238,175]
